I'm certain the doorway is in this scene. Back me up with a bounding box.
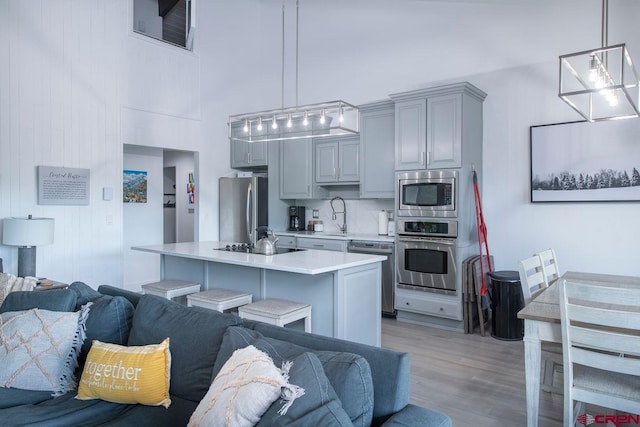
[122,145,196,292]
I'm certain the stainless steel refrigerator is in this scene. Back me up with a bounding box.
[219,176,268,244]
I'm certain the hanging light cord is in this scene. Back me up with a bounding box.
[601,0,608,48]
[295,0,299,109]
[281,1,285,110]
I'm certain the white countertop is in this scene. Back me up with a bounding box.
[275,230,395,243]
[132,241,386,275]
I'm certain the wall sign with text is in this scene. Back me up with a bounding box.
[38,166,90,205]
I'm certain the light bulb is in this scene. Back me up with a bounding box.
[303,112,309,126]
[271,115,278,129]
[338,104,344,123]
[320,109,326,124]
[257,117,263,131]
[243,119,249,133]
[602,89,618,107]
[588,56,598,82]
[286,114,292,128]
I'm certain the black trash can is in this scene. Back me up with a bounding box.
[489,270,524,341]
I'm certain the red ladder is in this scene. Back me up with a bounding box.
[473,168,492,296]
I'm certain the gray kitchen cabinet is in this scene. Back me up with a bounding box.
[426,93,462,169]
[359,100,395,198]
[296,237,347,252]
[314,136,359,183]
[229,122,268,168]
[280,138,314,199]
[277,235,297,248]
[390,82,486,171]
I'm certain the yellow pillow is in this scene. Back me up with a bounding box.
[76,338,171,408]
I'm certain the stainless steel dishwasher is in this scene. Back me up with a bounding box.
[347,240,396,317]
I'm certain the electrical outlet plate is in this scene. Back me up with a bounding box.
[312,209,319,219]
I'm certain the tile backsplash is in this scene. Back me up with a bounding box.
[300,199,394,234]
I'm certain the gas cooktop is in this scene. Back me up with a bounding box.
[215,243,304,255]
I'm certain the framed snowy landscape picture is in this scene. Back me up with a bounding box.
[530,120,640,203]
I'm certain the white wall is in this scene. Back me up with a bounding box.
[123,145,163,292]
[1,0,639,288]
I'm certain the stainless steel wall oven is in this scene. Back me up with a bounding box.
[396,219,457,295]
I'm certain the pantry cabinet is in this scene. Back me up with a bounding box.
[359,100,395,198]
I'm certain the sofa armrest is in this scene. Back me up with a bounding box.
[381,404,452,427]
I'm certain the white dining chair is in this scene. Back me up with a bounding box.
[518,255,563,394]
[536,248,561,285]
[559,278,640,426]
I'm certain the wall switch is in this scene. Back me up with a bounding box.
[313,209,319,219]
[106,215,113,225]
[103,187,113,201]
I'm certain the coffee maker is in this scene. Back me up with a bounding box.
[288,206,306,231]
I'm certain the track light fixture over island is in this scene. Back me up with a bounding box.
[228,100,359,143]
[228,0,359,143]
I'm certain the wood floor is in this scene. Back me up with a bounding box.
[381,317,564,426]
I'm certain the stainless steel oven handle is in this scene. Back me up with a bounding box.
[397,236,456,245]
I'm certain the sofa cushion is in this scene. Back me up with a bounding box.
[0,306,89,395]
[91,394,199,427]
[0,387,53,409]
[68,281,103,307]
[98,284,142,308]
[77,338,172,408]
[80,295,135,358]
[189,345,302,427]
[251,322,409,424]
[0,289,77,313]
[256,351,353,427]
[0,389,131,427]
[213,326,374,427]
[127,294,242,402]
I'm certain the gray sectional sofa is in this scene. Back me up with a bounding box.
[0,282,452,426]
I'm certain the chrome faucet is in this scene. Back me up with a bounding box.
[330,196,347,233]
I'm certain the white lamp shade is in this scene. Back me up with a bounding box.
[2,217,55,247]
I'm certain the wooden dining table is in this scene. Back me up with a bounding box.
[517,270,640,427]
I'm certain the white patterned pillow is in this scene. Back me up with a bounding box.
[188,345,304,427]
[0,305,90,395]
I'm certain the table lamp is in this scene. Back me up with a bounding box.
[2,215,55,277]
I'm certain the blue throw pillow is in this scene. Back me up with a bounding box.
[127,295,243,403]
[81,295,135,356]
[214,326,374,427]
[0,290,77,313]
[256,352,353,426]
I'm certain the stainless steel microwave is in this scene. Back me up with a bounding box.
[397,170,457,218]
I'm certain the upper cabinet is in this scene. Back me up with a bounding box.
[314,136,360,184]
[280,138,314,199]
[229,122,268,168]
[359,100,395,199]
[390,82,486,171]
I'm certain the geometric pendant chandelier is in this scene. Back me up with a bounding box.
[559,0,640,121]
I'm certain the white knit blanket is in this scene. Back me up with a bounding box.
[0,272,37,305]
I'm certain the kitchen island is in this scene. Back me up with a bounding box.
[131,242,386,346]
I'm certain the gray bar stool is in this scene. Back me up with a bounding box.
[238,298,311,332]
[141,280,201,301]
[187,288,252,313]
